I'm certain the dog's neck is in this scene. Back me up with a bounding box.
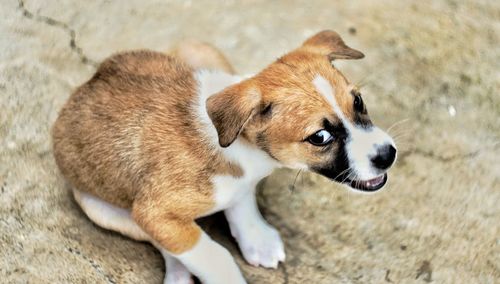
[194,69,280,181]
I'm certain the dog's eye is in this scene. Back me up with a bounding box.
[353,94,364,112]
[260,103,272,117]
[307,130,334,146]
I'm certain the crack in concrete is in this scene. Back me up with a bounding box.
[18,0,98,68]
[415,260,433,282]
[384,269,393,282]
[280,263,289,284]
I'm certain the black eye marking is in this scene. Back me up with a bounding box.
[354,95,363,112]
[351,90,365,113]
[307,130,334,146]
[323,119,348,141]
[260,103,272,118]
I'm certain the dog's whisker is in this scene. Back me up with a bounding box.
[393,135,411,142]
[393,144,411,151]
[388,132,411,144]
[391,131,412,145]
[290,169,303,192]
[329,169,353,203]
[392,134,411,145]
[389,126,411,136]
[389,125,412,134]
[352,172,360,190]
[345,171,358,202]
[328,167,354,202]
[392,131,411,137]
[392,134,411,143]
[332,167,353,181]
[341,169,355,185]
[386,118,410,134]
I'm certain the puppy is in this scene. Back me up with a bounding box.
[52,30,397,284]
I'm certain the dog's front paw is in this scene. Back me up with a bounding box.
[164,258,193,284]
[232,222,285,269]
[164,272,193,284]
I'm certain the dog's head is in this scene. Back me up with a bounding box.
[207,30,396,192]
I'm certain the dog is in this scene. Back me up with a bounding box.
[52,30,397,284]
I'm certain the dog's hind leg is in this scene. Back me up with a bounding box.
[73,189,193,284]
[73,188,149,241]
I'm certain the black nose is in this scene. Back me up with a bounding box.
[371,144,397,170]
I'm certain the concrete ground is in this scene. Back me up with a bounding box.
[1,0,499,283]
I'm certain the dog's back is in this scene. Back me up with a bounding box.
[52,51,204,208]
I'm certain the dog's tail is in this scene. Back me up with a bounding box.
[169,40,235,74]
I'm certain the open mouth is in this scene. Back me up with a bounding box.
[344,173,387,192]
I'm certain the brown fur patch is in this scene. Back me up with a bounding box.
[206,83,261,147]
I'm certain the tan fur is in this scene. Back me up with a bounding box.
[302,30,365,60]
[171,40,236,74]
[207,82,262,147]
[52,30,365,254]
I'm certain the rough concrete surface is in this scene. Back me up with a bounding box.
[1,0,499,283]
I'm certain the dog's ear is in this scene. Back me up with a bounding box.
[206,82,261,147]
[302,30,364,60]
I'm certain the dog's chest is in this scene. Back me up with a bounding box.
[203,140,278,216]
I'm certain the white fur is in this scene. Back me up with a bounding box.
[204,139,279,216]
[72,189,149,241]
[73,189,193,284]
[224,191,285,268]
[313,75,396,180]
[174,232,246,284]
[164,256,194,284]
